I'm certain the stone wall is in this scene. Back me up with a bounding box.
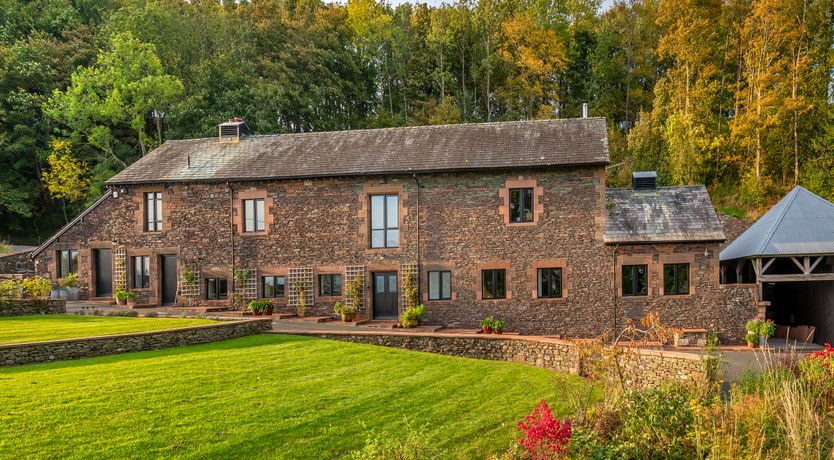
[0,318,272,367]
[0,299,66,317]
[294,331,705,388]
[0,251,34,274]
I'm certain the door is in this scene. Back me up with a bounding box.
[94,249,113,297]
[373,272,398,319]
[161,255,178,306]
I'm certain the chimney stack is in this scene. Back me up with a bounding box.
[582,102,588,118]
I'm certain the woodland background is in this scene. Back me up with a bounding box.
[0,0,832,244]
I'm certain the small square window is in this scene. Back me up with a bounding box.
[263,276,286,298]
[663,263,690,295]
[132,256,150,289]
[319,274,342,296]
[482,269,506,299]
[622,265,648,296]
[206,278,228,300]
[428,271,452,300]
[509,188,534,223]
[537,268,562,298]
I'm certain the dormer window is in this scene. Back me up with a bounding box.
[145,192,162,232]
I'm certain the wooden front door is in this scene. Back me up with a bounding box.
[94,249,113,297]
[161,255,178,306]
[373,272,398,319]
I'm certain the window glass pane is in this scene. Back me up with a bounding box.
[333,275,342,295]
[386,195,398,228]
[509,189,521,222]
[622,266,634,295]
[495,270,506,298]
[386,229,399,248]
[320,275,331,296]
[219,279,228,298]
[207,279,216,299]
[255,199,265,231]
[663,265,675,295]
[371,195,384,230]
[264,277,274,298]
[375,275,385,293]
[155,193,162,229]
[244,199,255,232]
[59,251,69,277]
[522,188,533,222]
[441,271,451,299]
[70,250,78,273]
[552,268,562,297]
[482,271,493,299]
[636,265,648,294]
[678,265,689,294]
[371,230,385,248]
[146,193,154,230]
[537,269,549,297]
[429,272,440,300]
[276,276,285,296]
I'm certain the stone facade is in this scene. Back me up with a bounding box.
[0,250,34,274]
[296,331,705,388]
[0,318,272,367]
[33,166,757,341]
[0,299,66,317]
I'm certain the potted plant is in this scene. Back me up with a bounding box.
[401,304,425,328]
[50,281,61,299]
[123,290,138,308]
[759,319,776,347]
[59,273,79,300]
[248,300,271,316]
[745,331,758,348]
[481,316,494,334]
[114,289,131,306]
[334,301,357,322]
[745,319,761,348]
[492,319,506,334]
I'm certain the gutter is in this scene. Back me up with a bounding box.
[30,190,113,259]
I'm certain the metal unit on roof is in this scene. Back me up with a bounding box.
[604,185,724,244]
[720,186,834,261]
[632,171,657,190]
[105,118,610,186]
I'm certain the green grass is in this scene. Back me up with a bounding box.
[0,314,217,344]
[0,334,584,459]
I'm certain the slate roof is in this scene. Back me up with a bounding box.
[604,186,725,244]
[106,118,609,185]
[720,186,834,261]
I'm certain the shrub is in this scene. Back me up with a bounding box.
[248,299,272,313]
[21,276,52,299]
[59,273,78,288]
[798,343,834,398]
[401,304,425,328]
[107,310,139,317]
[334,301,356,316]
[114,290,137,301]
[517,400,572,460]
[293,281,308,317]
[349,423,446,460]
[759,319,776,339]
[0,279,22,299]
[144,311,159,318]
[614,385,697,459]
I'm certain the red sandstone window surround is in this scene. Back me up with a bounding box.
[498,178,544,226]
[233,189,273,236]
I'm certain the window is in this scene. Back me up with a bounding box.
[622,264,648,296]
[428,271,452,300]
[263,275,286,298]
[482,269,506,299]
[132,256,150,289]
[319,274,342,296]
[57,249,78,278]
[206,278,228,300]
[537,268,563,298]
[370,194,399,248]
[509,188,534,223]
[145,192,162,232]
[243,198,265,233]
[664,263,690,295]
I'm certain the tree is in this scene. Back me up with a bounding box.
[41,139,90,222]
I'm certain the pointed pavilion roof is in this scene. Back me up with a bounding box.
[720,186,834,261]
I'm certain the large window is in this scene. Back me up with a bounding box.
[57,249,78,278]
[537,268,563,298]
[428,271,452,300]
[132,256,150,289]
[263,275,286,298]
[145,192,162,232]
[243,198,265,233]
[509,188,534,223]
[206,278,228,300]
[482,269,506,299]
[370,194,399,248]
[622,264,648,296]
[319,274,342,296]
[664,263,690,295]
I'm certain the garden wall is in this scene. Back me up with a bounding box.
[0,318,272,367]
[295,331,704,388]
[0,299,66,317]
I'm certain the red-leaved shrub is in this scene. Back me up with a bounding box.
[517,400,571,460]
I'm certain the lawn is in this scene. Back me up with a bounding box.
[0,334,583,459]
[0,314,217,345]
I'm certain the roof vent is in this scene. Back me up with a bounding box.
[218,117,249,142]
[632,171,657,190]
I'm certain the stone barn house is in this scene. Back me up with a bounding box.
[31,118,757,342]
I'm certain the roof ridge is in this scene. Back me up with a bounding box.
[757,186,802,256]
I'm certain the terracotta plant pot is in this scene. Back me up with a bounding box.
[482,326,490,334]
[493,328,503,335]
[116,297,127,306]
[341,312,355,322]
[747,341,755,349]
[266,307,274,315]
